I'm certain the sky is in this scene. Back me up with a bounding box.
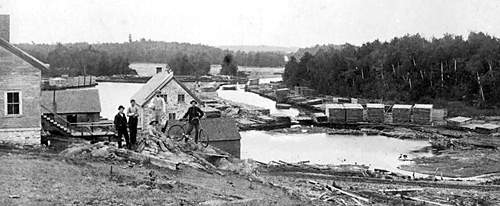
[0,0,499,47]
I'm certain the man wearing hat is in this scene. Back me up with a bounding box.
[151,91,166,123]
[182,100,204,143]
[114,105,129,148]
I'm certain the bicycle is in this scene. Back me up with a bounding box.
[167,119,209,147]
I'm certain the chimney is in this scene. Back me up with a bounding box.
[0,15,9,42]
[156,67,162,74]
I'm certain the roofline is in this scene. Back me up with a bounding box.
[141,75,202,106]
[173,77,203,105]
[0,37,49,72]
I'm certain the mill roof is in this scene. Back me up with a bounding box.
[41,89,101,114]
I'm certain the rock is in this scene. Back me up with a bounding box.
[91,146,111,157]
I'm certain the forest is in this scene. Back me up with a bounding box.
[16,40,285,76]
[283,32,500,106]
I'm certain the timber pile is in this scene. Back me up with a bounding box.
[413,104,433,125]
[60,137,259,176]
[325,104,345,123]
[366,103,385,123]
[392,104,412,123]
[344,103,364,123]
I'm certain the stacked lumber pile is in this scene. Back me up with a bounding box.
[344,103,364,123]
[392,104,412,123]
[325,104,345,123]
[275,88,289,103]
[366,103,385,123]
[413,104,433,125]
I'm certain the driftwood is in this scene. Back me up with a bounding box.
[308,180,370,203]
[380,188,423,194]
[401,195,452,206]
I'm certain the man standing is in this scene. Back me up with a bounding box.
[127,99,140,149]
[182,100,204,143]
[151,91,166,123]
[114,105,129,149]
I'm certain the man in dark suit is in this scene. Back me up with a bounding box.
[182,100,204,143]
[114,105,129,149]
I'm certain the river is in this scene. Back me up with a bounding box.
[96,76,432,175]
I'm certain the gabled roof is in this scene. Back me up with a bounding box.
[41,88,101,114]
[0,37,49,72]
[131,71,202,106]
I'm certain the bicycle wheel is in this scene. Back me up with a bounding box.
[198,129,209,147]
[167,125,185,141]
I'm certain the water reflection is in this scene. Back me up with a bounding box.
[241,130,433,174]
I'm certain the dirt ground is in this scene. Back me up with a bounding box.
[1,141,500,206]
[0,145,316,206]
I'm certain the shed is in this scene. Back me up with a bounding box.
[167,118,241,157]
[325,104,345,123]
[446,116,472,127]
[41,88,101,122]
[475,124,500,134]
[344,103,364,123]
[366,103,385,123]
[392,104,412,123]
[413,104,433,125]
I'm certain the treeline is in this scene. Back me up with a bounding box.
[283,32,500,106]
[17,40,285,76]
[42,44,135,76]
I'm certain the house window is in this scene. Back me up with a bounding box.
[178,94,185,103]
[160,94,168,103]
[5,91,21,115]
[168,113,176,120]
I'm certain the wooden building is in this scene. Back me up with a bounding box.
[344,103,364,123]
[392,104,412,123]
[366,103,385,123]
[0,15,48,144]
[41,88,101,123]
[325,104,345,123]
[167,118,241,157]
[131,70,204,129]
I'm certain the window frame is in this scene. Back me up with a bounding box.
[4,91,22,116]
[177,94,185,104]
[168,113,176,120]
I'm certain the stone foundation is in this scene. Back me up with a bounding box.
[0,127,41,145]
